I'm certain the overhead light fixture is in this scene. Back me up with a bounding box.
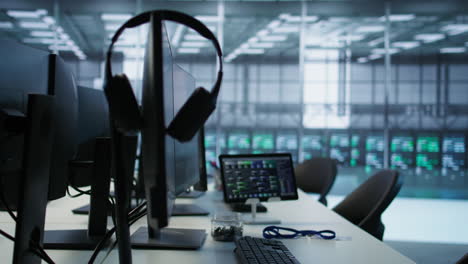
[195,16,219,23]
[105,24,120,31]
[19,21,49,29]
[249,42,275,48]
[279,13,318,23]
[357,57,369,63]
[180,41,208,48]
[392,41,420,50]
[248,37,259,43]
[185,34,205,41]
[356,25,385,33]
[101,13,132,21]
[48,45,74,51]
[7,9,47,18]
[368,54,382,60]
[178,48,201,54]
[260,35,287,42]
[371,48,400,54]
[379,14,415,22]
[368,37,384,47]
[30,31,55,37]
[272,26,299,33]
[240,48,265,54]
[256,29,269,37]
[267,20,281,29]
[0,22,14,29]
[441,24,468,36]
[23,38,59,44]
[414,33,444,43]
[42,16,56,26]
[337,35,365,42]
[440,47,466,54]
[171,25,184,47]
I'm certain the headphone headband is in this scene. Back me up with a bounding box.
[106,10,223,98]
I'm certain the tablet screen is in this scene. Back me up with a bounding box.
[219,153,298,203]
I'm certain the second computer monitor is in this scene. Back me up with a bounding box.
[219,153,298,203]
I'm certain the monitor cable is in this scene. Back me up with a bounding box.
[88,201,147,264]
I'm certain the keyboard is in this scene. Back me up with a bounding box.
[234,236,300,264]
[229,203,267,213]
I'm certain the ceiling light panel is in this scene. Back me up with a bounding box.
[19,21,49,29]
[414,33,445,43]
[178,48,201,54]
[101,13,132,21]
[356,25,385,33]
[7,9,47,18]
[0,22,14,29]
[440,47,466,54]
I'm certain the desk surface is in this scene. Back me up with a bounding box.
[0,189,414,264]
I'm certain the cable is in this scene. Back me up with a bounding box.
[0,228,15,242]
[263,226,336,240]
[88,201,147,264]
[0,175,17,222]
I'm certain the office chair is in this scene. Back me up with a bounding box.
[332,169,402,241]
[294,157,337,206]
[457,253,468,264]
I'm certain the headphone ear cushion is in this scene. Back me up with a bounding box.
[104,74,142,134]
[167,87,215,142]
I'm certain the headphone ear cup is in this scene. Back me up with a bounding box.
[104,74,142,134]
[167,87,215,142]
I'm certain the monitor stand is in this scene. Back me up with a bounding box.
[12,95,54,264]
[131,227,206,249]
[43,137,112,250]
[177,189,204,199]
[242,198,281,225]
[172,204,209,216]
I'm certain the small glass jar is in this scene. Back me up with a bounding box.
[211,212,243,242]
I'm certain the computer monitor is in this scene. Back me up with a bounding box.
[172,64,208,202]
[252,132,275,154]
[227,131,251,154]
[276,132,298,163]
[131,15,206,249]
[328,131,350,166]
[219,153,298,203]
[390,132,415,171]
[47,54,79,200]
[350,132,365,167]
[301,131,326,161]
[0,38,50,210]
[441,133,466,187]
[416,133,440,185]
[365,133,385,172]
[69,86,110,187]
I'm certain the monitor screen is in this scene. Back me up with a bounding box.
[204,132,217,149]
[365,135,384,170]
[252,133,274,150]
[329,133,350,164]
[276,133,298,150]
[172,64,200,195]
[227,132,250,149]
[219,153,298,203]
[390,134,414,170]
[416,134,440,172]
[350,133,365,167]
[442,134,466,173]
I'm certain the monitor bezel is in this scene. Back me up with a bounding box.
[219,153,299,204]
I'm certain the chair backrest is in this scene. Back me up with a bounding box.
[294,157,337,206]
[332,169,402,240]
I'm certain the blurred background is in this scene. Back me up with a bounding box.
[1,0,467,261]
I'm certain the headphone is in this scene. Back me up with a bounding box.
[104,10,223,142]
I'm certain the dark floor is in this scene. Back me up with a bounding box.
[386,240,468,264]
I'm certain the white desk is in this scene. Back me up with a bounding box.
[0,189,415,264]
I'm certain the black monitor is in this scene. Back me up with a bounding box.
[415,132,441,186]
[227,130,251,154]
[69,86,110,187]
[275,131,298,163]
[131,15,206,249]
[219,153,298,204]
[47,54,79,200]
[0,38,50,210]
[350,132,365,167]
[252,131,275,154]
